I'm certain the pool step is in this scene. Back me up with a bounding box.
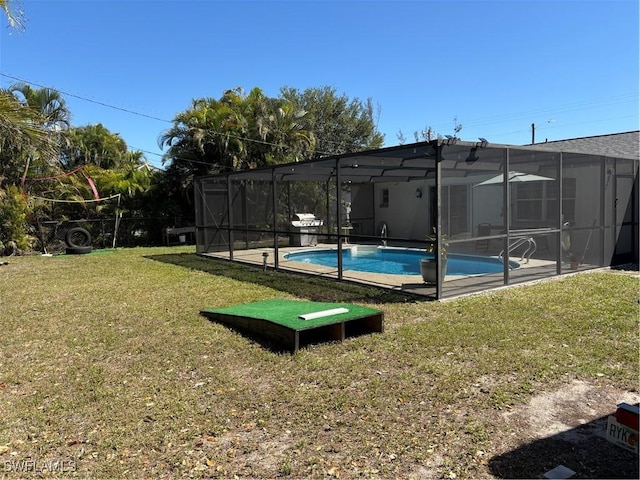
[350,245,379,256]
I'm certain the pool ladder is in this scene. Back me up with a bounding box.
[380,223,388,247]
[498,236,536,264]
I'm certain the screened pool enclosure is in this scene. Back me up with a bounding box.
[194,139,638,299]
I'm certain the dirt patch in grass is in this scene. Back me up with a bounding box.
[488,380,639,479]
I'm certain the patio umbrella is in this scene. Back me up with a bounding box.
[475,171,555,186]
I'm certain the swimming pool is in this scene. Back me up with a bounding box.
[284,247,519,276]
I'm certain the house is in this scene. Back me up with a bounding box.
[364,131,638,259]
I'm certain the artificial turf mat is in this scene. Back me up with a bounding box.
[202,299,380,329]
[200,299,384,352]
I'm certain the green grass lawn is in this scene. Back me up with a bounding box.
[0,247,637,478]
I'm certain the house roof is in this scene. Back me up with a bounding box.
[524,131,639,160]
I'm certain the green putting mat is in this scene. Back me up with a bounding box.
[201,299,384,352]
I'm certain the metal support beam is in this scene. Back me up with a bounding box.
[272,170,279,269]
[226,176,234,260]
[435,144,443,300]
[336,158,343,280]
[503,148,510,284]
[557,153,563,275]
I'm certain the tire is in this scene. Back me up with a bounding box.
[65,227,92,248]
[66,246,93,255]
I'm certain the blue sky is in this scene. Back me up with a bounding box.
[1,0,638,168]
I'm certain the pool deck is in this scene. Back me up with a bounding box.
[201,243,591,299]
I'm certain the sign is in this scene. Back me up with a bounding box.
[606,415,639,454]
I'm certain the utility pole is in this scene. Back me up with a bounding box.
[531,120,554,144]
[531,123,535,144]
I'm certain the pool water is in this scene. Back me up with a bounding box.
[284,247,519,276]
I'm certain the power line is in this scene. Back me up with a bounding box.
[407,93,639,135]
[0,72,338,157]
[0,72,172,124]
[488,114,639,141]
[3,71,636,160]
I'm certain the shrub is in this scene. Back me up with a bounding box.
[0,185,29,252]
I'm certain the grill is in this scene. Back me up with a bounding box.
[291,213,323,246]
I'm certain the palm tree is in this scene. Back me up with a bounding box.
[159,96,246,176]
[232,87,308,167]
[0,89,59,187]
[0,3,58,189]
[7,84,70,188]
[0,0,26,30]
[160,87,316,176]
[61,124,127,169]
[259,102,315,165]
[9,83,70,131]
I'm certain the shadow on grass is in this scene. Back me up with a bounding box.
[488,414,639,479]
[144,253,419,305]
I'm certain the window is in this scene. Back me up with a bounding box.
[380,188,389,207]
[547,178,576,223]
[513,178,576,223]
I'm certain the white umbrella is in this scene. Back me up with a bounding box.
[475,171,555,186]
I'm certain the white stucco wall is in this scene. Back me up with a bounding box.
[373,180,430,240]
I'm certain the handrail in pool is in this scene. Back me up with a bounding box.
[499,236,537,264]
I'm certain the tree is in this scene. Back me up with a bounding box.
[0,185,29,251]
[7,83,70,190]
[0,5,61,190]
[397,117,463,145]
[159,93,245,176]
[397,125,436,144]
[0,0,26,30]
[0,2,157,250]
[279,86,384,158]
[259,102,315,165]
[0,89,60,187]
[9,82,70,131]
[55,131,150,207]
[61,123,128,169]
[89,151,152,205]
[143,162,194,220]
[230,87,315,166]
[159,87,315,176]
